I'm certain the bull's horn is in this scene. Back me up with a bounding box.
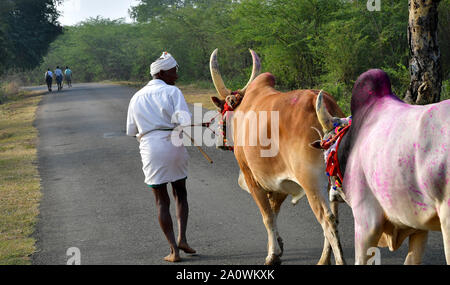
[315,90,334,132]
[210,48,231,99]
[240,49,261,94]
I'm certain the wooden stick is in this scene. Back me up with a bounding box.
[182,130,213,164]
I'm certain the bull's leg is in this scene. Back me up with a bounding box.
[354,223,383,265]
[439,201,450,264]
[239,163,283,265]
[238,163,282,264]
[317,200,339,265]
[267,192,288,257]
[318,234,331,265]
[301,177,345,265]
[353,207,384,265]
[251,188,283,265]
[404,230,428,265]
[242,181,281,265]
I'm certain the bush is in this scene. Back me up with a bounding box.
[383,63,410,99]
[319,81,352,116]
[442,79,450,101]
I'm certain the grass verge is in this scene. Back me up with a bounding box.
[0,89,45,264]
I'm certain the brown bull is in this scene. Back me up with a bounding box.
[209,49,346,265]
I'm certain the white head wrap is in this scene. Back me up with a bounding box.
[150,52,178,76]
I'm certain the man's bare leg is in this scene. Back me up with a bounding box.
[152,185,181,262]
[171,178,196,254]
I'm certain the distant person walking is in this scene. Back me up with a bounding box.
[55,66,63,91]
[45,68,53,92]
[64,66,72,88]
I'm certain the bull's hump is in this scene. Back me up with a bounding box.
[351,69,398,114]
[253,72,276,88]
[244,73,277,99]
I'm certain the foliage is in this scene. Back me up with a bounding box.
[0,0,62,75]
[40,17,143,82]
[442,79,450,101]
[24,0,449,105]
[439,0,450,81]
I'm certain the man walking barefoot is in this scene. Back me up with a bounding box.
[126,52,196,262]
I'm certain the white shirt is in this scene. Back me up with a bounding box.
[126,79,192,141]
[126,79,192,185]
[45,71,53,78]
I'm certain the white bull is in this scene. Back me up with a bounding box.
[314,69,450,264]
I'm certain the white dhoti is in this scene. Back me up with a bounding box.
[139,130,189,186]
[126,76,192,186]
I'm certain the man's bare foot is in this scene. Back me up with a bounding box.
[178,242,196,254]
[164,252,181,262]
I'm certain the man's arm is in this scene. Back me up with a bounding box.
[126,101,138,137]
[170,88,192,127]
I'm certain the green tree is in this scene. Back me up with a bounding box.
[42,17,144,82]
[0,0,62,75]
[129,0,193,22]
[28,0,448,106]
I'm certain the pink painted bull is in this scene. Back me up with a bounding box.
[313,69,450,264]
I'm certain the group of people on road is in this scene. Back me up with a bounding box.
[45,66,73,92]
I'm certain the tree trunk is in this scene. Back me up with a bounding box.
[405,0,442,105]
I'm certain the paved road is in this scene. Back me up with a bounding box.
[29,83,446,265]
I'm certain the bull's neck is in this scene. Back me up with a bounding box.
[336,125,353,179]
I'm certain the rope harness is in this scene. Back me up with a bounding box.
[320,116,352,192]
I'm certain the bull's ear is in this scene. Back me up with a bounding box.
[309,140,322,149]
[211,96,225,110]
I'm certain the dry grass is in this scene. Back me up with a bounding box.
[113,81,219,110]
[0,90,44,264]
[0,81,20,104]
[2,81,20,96]
[178,84,218,110]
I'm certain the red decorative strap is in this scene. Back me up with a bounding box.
[326,149,343,184]
[320,124,350,150]
[321,118,352,187]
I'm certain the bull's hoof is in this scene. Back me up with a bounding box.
[264,254,282,265]
[316,257,331,265]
